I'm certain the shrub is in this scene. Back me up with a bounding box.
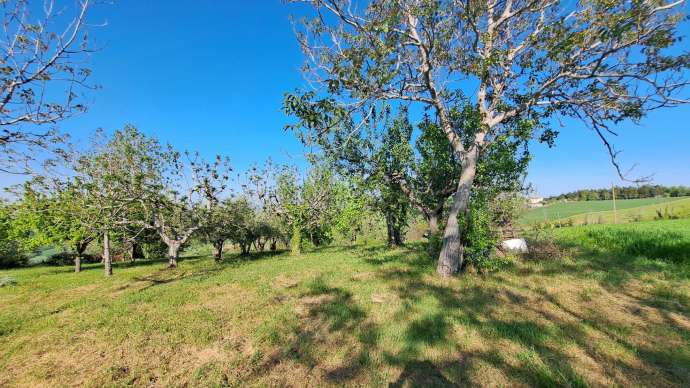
[524,230,567,261]
[45,252,100,266]
[0,206,27,268]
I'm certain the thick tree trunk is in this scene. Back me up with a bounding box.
[168,243,180,268]
[437,152,478,277]
[103,230,112,277]
[74,241,87,273]
[270,239,277,251]
[212,240,224,261]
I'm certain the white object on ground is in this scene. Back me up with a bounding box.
[501,238,529,253]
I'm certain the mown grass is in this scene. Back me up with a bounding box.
[1,220,689,387]
[520,196,688,225]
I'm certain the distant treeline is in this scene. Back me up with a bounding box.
[547,185,690,202]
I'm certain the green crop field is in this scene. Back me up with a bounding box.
[519,196,689,225]
[1,219,689,387]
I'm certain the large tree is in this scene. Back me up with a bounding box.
[0,0,96,174]
[286,0,690,276]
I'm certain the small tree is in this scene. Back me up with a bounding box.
[145,150,231,268]
[13,178,99,272]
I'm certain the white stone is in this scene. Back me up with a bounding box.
[501,238,529,253]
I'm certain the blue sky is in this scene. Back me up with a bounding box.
[2,1,689,197]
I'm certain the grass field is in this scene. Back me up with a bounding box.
[1,219,689,387]
[519,196,689,225]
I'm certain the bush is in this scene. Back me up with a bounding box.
[524,230,567,261]
[0,206,27,268]
[45,252,100,266]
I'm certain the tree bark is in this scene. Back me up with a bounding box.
[270,239,277,251]
[168,243,180,268]
[212,240,224,261]
[437,151,479,277]
[103,230,112,277]
[386,212,404,247]
[74,241,88,273]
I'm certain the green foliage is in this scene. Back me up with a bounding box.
[0,203,27,268]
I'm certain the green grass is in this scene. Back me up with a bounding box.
[1,220,689,386]
[520,196,688,225]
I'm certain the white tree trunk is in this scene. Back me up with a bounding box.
[436,151,479,277]
[167,242,180,268]
[103,230,112,277]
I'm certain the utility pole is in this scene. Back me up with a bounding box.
[612,183,617,224]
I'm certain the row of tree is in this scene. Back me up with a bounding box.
[547,185,690,202]
[0,127,390,272]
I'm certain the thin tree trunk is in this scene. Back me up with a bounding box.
[291,224,301,256]
[386,213,395,247]
[213,240,224,261]
[168,243,180,268]
[270,239,277,251]
[437,152,479,277]
[103,230,112,277]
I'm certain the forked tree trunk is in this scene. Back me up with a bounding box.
[212,240,224,261]
[437,152,478,277]
[386,213,404,247]
[270,239,277,251]
[168,243,180,268]
[103,230,112,277]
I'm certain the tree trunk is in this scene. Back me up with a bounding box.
[270,239,277,251]
[291,224,301,256]
[213,240,224,261]
[168,243,180,268]
[103,230,112,277]
[386,212,403,247]
[437,152,478,277]
[129,241,137,263]
[74,241,87,273]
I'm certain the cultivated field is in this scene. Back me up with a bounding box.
[519,197,690,225]
[1,219,689,387]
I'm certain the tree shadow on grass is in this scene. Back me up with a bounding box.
[367,237,690,386]
[248,275,381,385]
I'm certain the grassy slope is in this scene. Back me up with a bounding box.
[520,197,687,225]
[0,220,689,387]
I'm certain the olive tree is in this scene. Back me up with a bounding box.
[286,0,690,276]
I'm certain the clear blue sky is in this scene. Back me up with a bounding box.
[2,1,689,197]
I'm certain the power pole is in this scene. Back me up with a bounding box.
[612,183,617,224]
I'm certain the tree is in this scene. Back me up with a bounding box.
[268,165,338,255]
[75,126,162,276]
[0,0,97,174]
[0,201,28,268]
[145,150,231,268]
[286,0,690,276]
[13,178,99,272]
